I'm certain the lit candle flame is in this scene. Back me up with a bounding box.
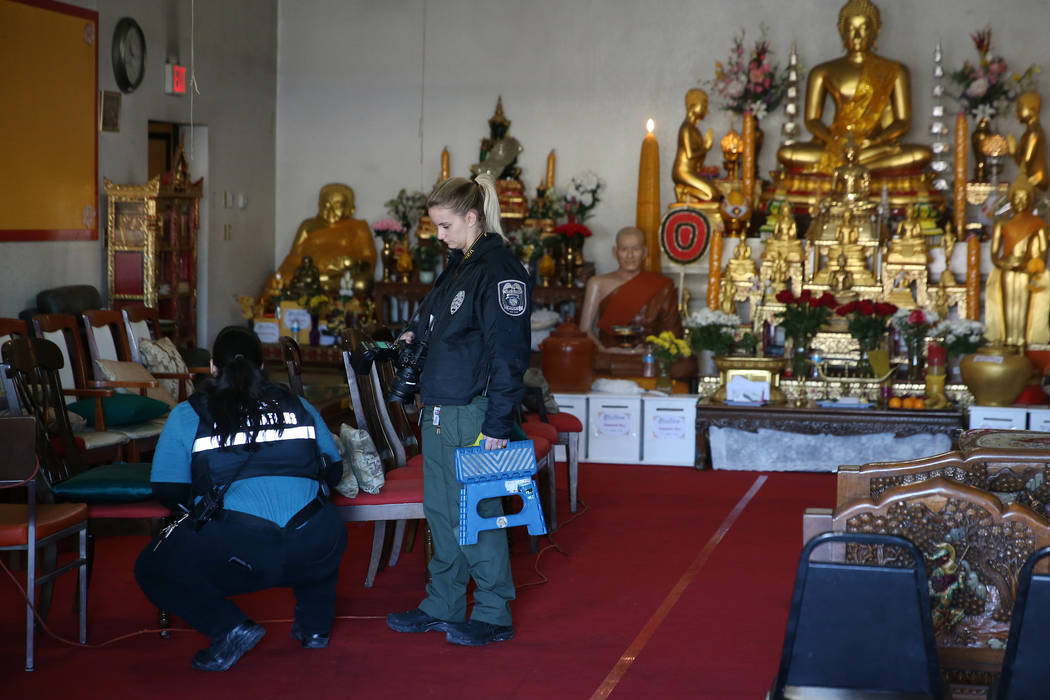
[646,118,655,134]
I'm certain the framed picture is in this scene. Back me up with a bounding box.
[100,90,121,132]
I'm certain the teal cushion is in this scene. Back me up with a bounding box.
[68,394,169,427]
[510,423,528,442]
[51,462,153,503]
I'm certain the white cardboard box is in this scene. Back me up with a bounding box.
[968,406,1028,430]
[641,396,698,466]
[1027,408,1050,432]
[587,395,642,464]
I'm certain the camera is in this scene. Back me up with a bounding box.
[349,336,428,403]
[189,487,224,531]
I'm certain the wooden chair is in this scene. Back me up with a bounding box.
[4,337,171,631]
[34,313,161,461]
[1,318,29,413]
[280,335,425,588]
[0,416,88,672]
[122,305,210,379]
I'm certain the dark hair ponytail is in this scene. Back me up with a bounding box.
[205,326,283,446]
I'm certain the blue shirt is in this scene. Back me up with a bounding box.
[151,397,341,526]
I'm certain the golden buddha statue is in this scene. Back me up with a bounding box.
[719,275,737,315]
[806,139,878,241]
[725,239,756,286]
[672,88,718,203]
[288,255,323,300]
[263,184,377,300]
[830,210,876,285]
[776,0,931,175]
[885,204,929,265]
[940,223,958,285]
[1008,92,1049,193]
[762,206,805,265]
[829,252,856,302]
[986,178,1050,347]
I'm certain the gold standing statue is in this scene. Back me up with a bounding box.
[776,0,931,175]
[986,178,1050,347]
[263,184,377,300]
[1008,92,1049,194]
[673,88,718,202]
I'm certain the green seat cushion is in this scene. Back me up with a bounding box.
[51,462,153,503]
[68,394,170,427]
[510,423,528,442]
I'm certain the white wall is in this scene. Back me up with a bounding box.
[1,0,278,347]
[275,0,1050,296]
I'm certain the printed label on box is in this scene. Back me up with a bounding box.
[253,320,280,344]
[651,412,687,440]
[596,410,630,436]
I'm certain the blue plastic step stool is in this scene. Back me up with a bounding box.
[455,440,548,545]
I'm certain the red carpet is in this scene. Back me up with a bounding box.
[2,464,836,699]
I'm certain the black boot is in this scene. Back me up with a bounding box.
[191,621,266,671]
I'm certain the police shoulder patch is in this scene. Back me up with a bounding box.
[498,279,527,316]
[450,290,465,315]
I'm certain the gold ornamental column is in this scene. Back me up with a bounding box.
[636,119,661,273]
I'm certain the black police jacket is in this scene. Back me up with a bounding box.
[409,233,531,439]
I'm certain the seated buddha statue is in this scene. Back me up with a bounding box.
[762,207,805,265]
[885,204,928,265]
[806,138,878,240]
[1008,92,1049,194]
[578,227,688,376]
[822,210,876,285]
[776,0,931,176]
[263,184,377,300]
[672,88,718,203]
[725,239,757,286]
[288,255,323,300]
[985,178,1050,347]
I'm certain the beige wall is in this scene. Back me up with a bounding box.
[0,0,278,347]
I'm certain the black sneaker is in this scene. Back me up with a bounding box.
[445,620,515,646]
[191,621,266,671]
[386,607,453,634]
[290,622,330,649]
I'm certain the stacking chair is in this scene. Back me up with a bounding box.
[5,337,170,630]
[768,531,947,699]
[992,545,1050,699]
[0,416,88,671]
[34,313,163,461]
[280,335,425,587]
[522,392,583,513]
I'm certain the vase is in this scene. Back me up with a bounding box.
[697,349,718,377]
[309,313,320,346]
[654,357,674,392]
[960,346,1032,406]
[418,269,435,284]
[539,322,596,393]
[855,349,874,378]
[972,116,992,183]
[791,345,809,380]
[381,239,396,283]
[906,336,925,380]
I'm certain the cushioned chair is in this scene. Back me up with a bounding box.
[523,391,583,514]
[34,314,165,462]
[4,337,170,631]
[0,415,88,671]
[769,531,947,699]
[519,420,558,534]
[991,545,1050,699]
[121,305,210,382]
[21,284,103,324]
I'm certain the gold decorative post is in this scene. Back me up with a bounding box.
[743,112,755,204]
[440,147,450,181]
[708,228,723,310]
[636,118,661,273]
[545,150,556,189]
[955,112,979,319]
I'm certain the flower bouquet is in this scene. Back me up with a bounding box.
[774,289,838,377]
[562,172,605,223]
[412,238,443,274]
[234,294,264,330]
[507,226,544,266]
[949,27,1040,121]
[645,330,691,390]
[836,299,898,376]
[528,186,564,221]
[931,318,986,358]
[684,308,739,356]
[372,218,406,243]
[891,308,940,379]
[384,189,428,234]
[708,25,790,119]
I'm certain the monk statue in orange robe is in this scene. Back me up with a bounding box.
[262,183,377,300]
[579,227,688,377]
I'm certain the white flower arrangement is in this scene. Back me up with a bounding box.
[685,307,740,355]
[931,318,987,357]
[562,171,606,222]
[890,307,940,334]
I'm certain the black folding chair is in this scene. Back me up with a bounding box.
[769,531,948,699]
[991,545,1050,700]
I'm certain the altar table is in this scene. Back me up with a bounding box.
[696,403,963,472]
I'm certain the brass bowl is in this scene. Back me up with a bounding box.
[611,325,645,348]
[711,356,789,405]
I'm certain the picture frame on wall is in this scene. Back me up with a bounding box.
[100,90,121,132]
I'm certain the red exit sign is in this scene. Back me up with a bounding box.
[164,63,186,95]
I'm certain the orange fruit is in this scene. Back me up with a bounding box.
[913,398,926,410]
[888,397,902,409]
[901,397,917,409]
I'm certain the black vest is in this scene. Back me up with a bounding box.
[188,384,322,496]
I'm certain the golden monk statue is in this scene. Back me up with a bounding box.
[776,0,931,175]
[986,179,1050,347]
[885,204,928,264]
[579,227,686,375]
[763,207,805,265]
[673,89,718,202]
[1008,92,1049,194]
[264,184,377,300]
[288,255,323,300]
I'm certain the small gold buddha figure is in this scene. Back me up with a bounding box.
[806,139,878,241]
[263,184,377,300]
[940,223,957,286]
[763,206,805,265]
[885,204,929,265]
[725,239,756,286]
[986,178,1050,347]
[289,255,323,300]
[776,0,932,175]
[1008,92,1049,194]
[672,88,718,203]
[931,277,950,320]
[829,252,857,302]
[719,275,737,315]
[825,210,876,285]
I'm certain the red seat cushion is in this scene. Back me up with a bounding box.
[406,453,424,468]
[88,500,169,519]
[50,436,87,458]
[521,421,558,444]
[331,477,423,506]
[530,435,551,460]
[386,464,423,481]
[0,502,88,546]
[526,412,582,433]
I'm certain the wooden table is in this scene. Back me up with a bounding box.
[695,403,965,469]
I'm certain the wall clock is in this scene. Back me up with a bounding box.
[112,17,145,93]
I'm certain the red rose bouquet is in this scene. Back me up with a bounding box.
[836,299,898,352]
[774,289,837,376]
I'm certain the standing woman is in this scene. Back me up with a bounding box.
[135,326,346,671]
[386,173,531,646]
